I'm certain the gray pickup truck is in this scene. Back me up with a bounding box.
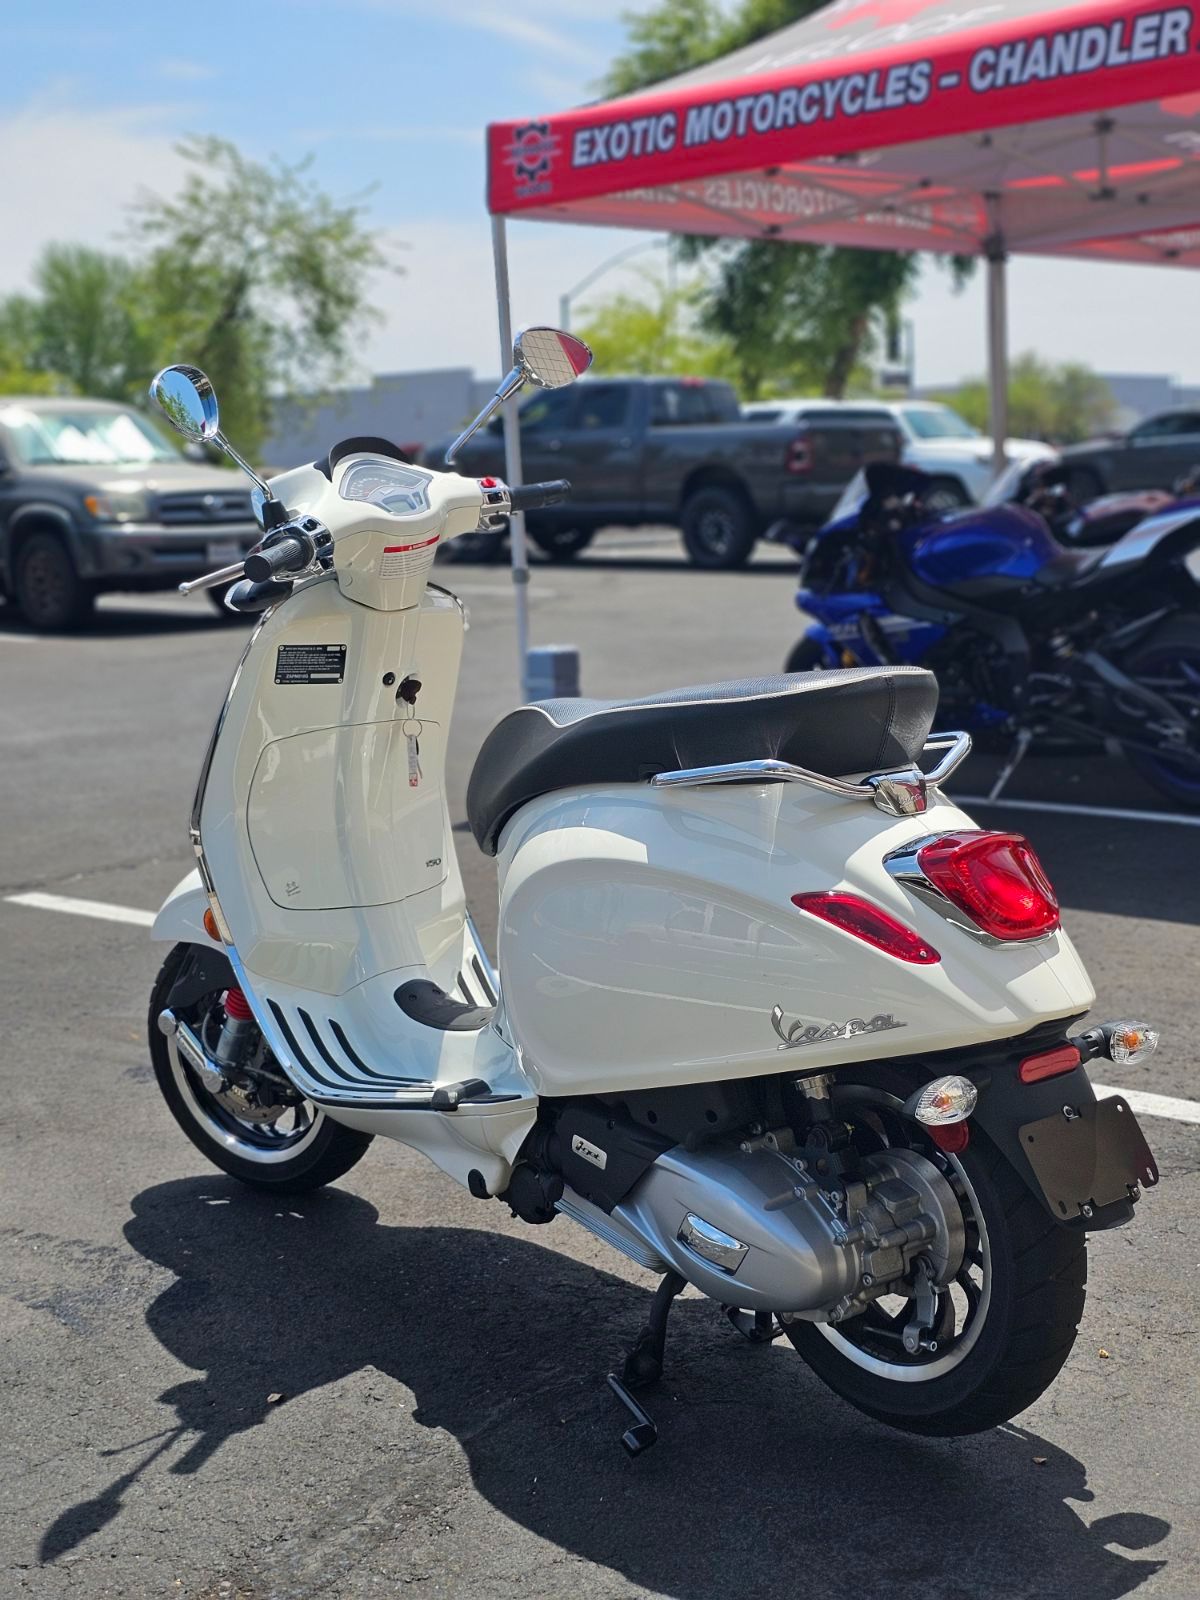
[423,376,901,568]
[0,396,260,630]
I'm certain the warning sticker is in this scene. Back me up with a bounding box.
[274,644,347,685]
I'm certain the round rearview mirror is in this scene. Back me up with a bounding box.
[149,364,220,443]
[514,327,593,390]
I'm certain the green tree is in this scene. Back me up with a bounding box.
[603,0,966,397]
[936,354,1116,444]
[131,136,391,458]
[0,136,390,458]
[573,269,733,378]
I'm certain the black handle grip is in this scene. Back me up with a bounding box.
[244,534,308,583]
[509,479,571,511]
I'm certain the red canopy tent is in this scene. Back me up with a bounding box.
[485,0,1200,687]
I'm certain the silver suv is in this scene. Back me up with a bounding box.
[0,396,260,630]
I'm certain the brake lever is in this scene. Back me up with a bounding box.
[179,560,247,596]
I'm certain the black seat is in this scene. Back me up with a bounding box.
[466,666,938,854]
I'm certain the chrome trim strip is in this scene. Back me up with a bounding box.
[650,731,971,818]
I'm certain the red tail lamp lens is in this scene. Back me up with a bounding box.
[1018,1042,1081,1084]
[791,891,940,964]
[917,831,1060,941]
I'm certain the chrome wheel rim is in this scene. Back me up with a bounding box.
[168,1034,325,1165]
[697,508,736,556]
[814,1089,992,1382]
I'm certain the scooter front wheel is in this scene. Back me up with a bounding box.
[785,1066,1086,1436]
[148,944,372,1193]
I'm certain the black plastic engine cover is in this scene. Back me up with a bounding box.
[553,1101,672,1213]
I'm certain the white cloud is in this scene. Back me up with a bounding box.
[0,101,186,290]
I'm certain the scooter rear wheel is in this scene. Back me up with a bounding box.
[148,944,372,1193]
[785,1065,1086,1436]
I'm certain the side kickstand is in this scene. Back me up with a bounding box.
[988,726,1033,801]
[607,1270,686,1456]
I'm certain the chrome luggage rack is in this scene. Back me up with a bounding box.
[649,730,971,819]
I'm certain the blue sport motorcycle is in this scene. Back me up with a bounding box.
[785,463,1200,806]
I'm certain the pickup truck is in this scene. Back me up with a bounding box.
[422,376,902,568]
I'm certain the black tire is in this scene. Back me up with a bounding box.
[680,486,758,570]
[1063,465,1103,504]
[785,1063,1086,1437]
[924,477,971,513]
[783,637,830,674]
[148,945,372,1193]
[529,524,594,562]
[13,530,95,632]
[1121,615,1200,807]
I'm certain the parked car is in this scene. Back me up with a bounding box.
[0,397,261,630]
[422,376,902,568]
[745,397,1053,507]
[1059,407,1200,500]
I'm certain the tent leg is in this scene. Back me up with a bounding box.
[492,214,531,698]
[984,213,1009,482]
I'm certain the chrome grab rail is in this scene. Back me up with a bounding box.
[649,730,972,819]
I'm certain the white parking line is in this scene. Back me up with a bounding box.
[957,795,1200,828]
[1092,1084,1200,1125]
[5,891,1199,1128]
[4,891,156,927]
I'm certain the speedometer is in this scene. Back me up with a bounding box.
[339,461,431,516]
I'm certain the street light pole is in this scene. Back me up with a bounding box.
[558,235,671,333]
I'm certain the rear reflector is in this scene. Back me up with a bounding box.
[791,891,940,963]
[1018,1042,1081,1083]
[916,830,1060,941]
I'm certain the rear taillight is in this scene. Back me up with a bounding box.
[1018,1042,1081,1083]
[916,830,1060,941]
[791,891,940,963]
[786,435,812,475]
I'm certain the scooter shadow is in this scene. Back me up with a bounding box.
[42,1178,1169,1599]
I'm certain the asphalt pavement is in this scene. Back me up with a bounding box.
[2,527,1198,1600]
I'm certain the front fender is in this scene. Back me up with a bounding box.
[152,868,220,948]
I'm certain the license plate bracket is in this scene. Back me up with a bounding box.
[1019,1095,1158,1220]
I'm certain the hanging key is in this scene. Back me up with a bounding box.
[402,717,423,788]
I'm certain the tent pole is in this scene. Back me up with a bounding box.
[491,213,531,698]
[984,196,1008,481]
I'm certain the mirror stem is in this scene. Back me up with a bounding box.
[445,365,525,466]
[215,432,273,499]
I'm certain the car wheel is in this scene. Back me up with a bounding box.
[680,486,757,570]
[529,525,594,562]
[924,477,971,513]
[14,531,95,632]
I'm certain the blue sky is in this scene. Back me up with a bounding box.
[2,0,1197,390]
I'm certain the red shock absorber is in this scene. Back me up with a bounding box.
[222,987,254,1021]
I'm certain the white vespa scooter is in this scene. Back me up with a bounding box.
[146,333,1159,1451]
